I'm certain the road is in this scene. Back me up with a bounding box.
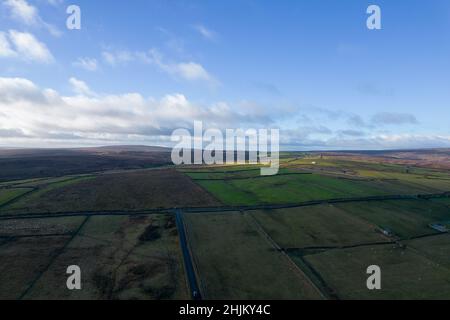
[174,208,202,300]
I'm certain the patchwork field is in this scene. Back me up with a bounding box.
[191,167,449,206]
[0,188,33,208]
[250,205,388,248]
[1,149,449,300]
[300,244,450,300]
[406,234,450,267]
[0,214,188,300]
[334,199,450,239]
[432,197,450,207]
[1,169,221,215]
[183,212,323,300]
[180,155,450,300]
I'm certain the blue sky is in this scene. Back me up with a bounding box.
[0,0,449,149]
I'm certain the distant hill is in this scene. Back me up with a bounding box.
[0,145,173,182]
[78,145,172,153]
[0,145,171,158]
[317,149,450,170]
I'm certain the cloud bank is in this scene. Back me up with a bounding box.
[0,77,448,150]
[0,30,53,63]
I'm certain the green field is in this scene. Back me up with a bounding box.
[184,168,298,180]
[250,205,388,248]
[194,173,433,206]
[334,199,450,238]
[1,176,95,213]
[180,158,450,300]
[184,212,323,299]
[187,156,450,206]
[300,244,450,300]
[0,188,33,207]
[406,234,450,267]
[431,197,450,206]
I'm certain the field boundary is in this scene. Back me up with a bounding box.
[188,172,313,181]
[18,216,91,300]
[0,187,36,210]
[245,211,328,299]
[0,192,448,222]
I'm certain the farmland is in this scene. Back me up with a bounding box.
[0,148,449,300]
[1,169,220,215]
[0,214,188,300]
[0,188,33,208]
[183,212,323,300]
[300,243,450,299]
[188,163,448,206]
[180,152,450,299]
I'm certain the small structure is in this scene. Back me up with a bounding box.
[429,223,449,233]
[379,227,394,237]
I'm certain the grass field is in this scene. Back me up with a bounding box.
[0,216,85,237]
[334,199,450,238]
[2,169,221,214]
[183,168,296,180]
[183,212,323,300]
[1,214,189,300]
[0,177,96,213]
[194,173,430,206]
[0,236,71,300]
[406,234,450,268]
[181,157,450,300]
[300,244,450,299]
[431,197,450,206]
[250,205,388,248]
[0,188,33,207]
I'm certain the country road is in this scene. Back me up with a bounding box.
[174,208,202,300]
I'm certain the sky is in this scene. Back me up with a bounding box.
[0,0,449,150]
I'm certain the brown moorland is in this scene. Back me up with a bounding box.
[4,169,221,214]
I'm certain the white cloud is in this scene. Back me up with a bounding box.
[176,62,212,81]
[2,0,61,36]
[6,30,53,63]
[3,0,37,24]
[69,77,95,96]
[371,112,418,126]
[142,49,218,85]
[102,50,134,66]
[46,0,63,6]
[101,51,116,65]
[101,48,218,85]
[193,24,217,41]
[0,31,16,57]
[0,77,446,150]
[0,77,266,146]
[73,57,98,71]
